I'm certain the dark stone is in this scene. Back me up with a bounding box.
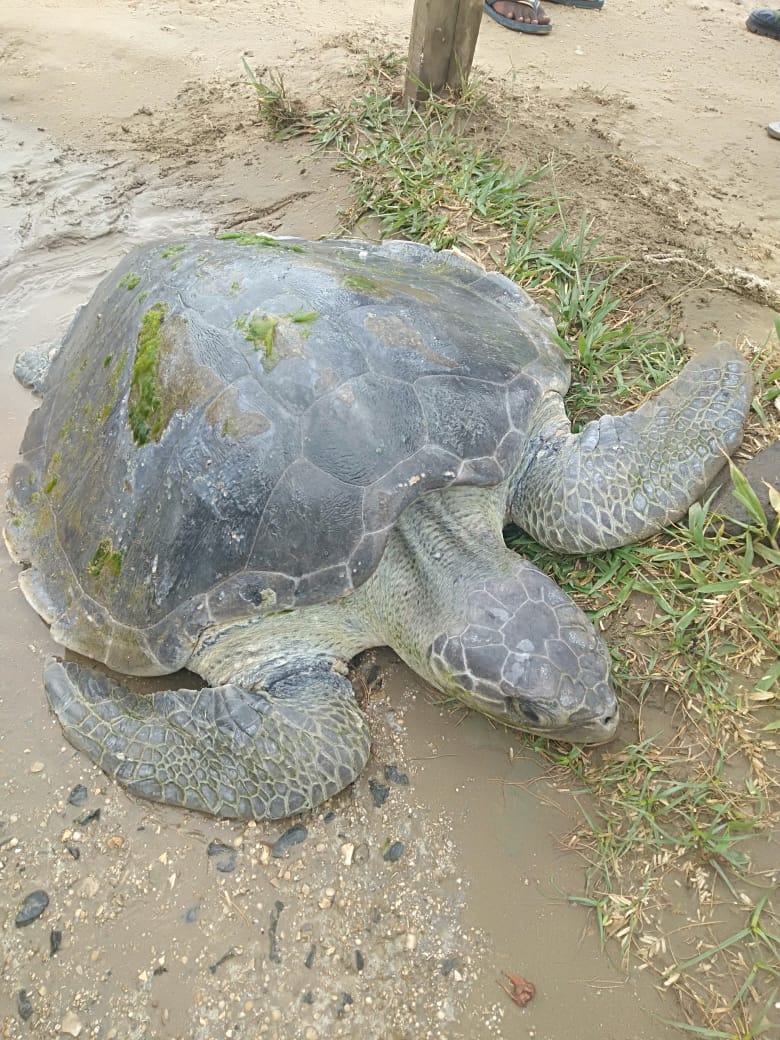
[368,779,390,807]
[703,442,780,536]
[383,841,405,863]
[17,990,33,1022]
[355,949,365,972]
[384,764,409,786]
[67,784,88,807]
[50,929,63,956]
[65,844,80,860]
[206,840,238,873]
[271,823,307,858]
[304,944,316,969]
[15,890,49,927]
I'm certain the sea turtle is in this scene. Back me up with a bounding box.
[4,236,752,821]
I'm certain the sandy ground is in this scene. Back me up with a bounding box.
[1,1,779,1039]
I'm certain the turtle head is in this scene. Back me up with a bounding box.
[427,569,618,745]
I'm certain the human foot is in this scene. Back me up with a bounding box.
[484,0,552,33]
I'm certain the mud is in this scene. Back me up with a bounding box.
[1,1,779,1038]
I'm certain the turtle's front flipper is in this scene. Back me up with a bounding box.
[512,346,753,553]
[44,659,370,820]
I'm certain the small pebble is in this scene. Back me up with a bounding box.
[61,1010,83,1037]
[15,889,50,927]
[383,841,405,863]
[368,779,390,807]
[271,823,307,858]
[304,944,316,969]
[17,990,33,1022]
[67,784,88,807]
[50,929,63,956]
[65,844,81,860]
[355,949,365,972]
[30,761,45,774]
[384,763,409,785]
[106,835,125,850]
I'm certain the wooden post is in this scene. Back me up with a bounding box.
[404,0,483,103]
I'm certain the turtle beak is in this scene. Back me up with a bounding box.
[542,707,620,746]
[507,681,619,745]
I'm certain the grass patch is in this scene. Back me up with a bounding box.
[247,60,780,1038]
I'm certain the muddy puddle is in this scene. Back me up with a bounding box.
[2,118,685,1040]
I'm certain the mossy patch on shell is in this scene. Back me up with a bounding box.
[87,539,123,579]
[343,274,388,296]
[118,273,141,291]
[290,310,319,326]
[98,349,129,423]
[237,314,279,359]
[128,303,168,445]
[216,232,304,252]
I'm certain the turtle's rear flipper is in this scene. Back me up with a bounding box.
[512,346,753,553]
[44,659,370,820]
